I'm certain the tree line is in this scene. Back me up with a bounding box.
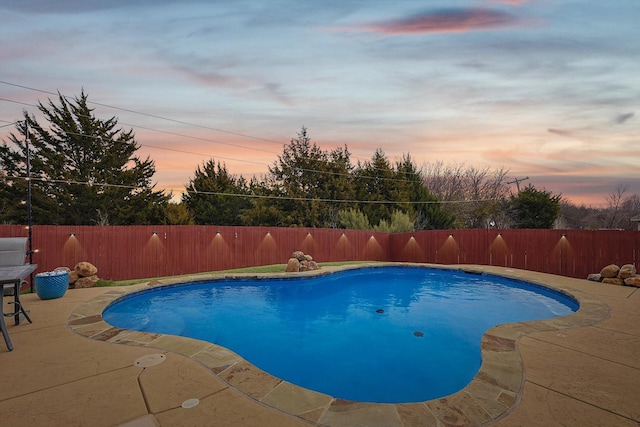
[1,91,636,230]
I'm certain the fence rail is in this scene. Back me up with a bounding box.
[1,225,637,282]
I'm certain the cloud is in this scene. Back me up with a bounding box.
[488,0,530,5]
[548,128,578,138]
[340,8,525,35]
[615,112,634,124]
[0,0,178,14]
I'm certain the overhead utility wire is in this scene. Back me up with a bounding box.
[4,175,497,205]
[0,97,273,168]
[0,96,426,185]
[0,120,19,129]
[0,80,284,146]
[0,81,410,174]
[0,96,279,156]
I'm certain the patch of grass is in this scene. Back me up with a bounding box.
[94,261,378,287]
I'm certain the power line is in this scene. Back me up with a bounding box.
[0,80,286,146]
[0,96,280,156]
[0,81,413,174]
[3,175,499,205]
[0,96,426,185]
[0,120,19,129]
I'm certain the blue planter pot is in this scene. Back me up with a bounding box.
[36,271,69,300]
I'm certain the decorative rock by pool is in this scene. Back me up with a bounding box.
[285,251,319,272]
[619,264,637,279]
[588,263,640,287]
[625,276,640,287]
[68,261,100,288]
[599,264,620,278]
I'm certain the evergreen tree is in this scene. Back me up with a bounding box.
[395,154,455,230]
[0,90,169,225]
[239,177,285,226]
[183,159,251,225]
[258,127,354,227]
[353,149,398,227]
[164,202,194,225]
[508,184,561,228]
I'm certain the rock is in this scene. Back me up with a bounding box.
[624,276,640,287]
[618,264,637,279]
[285,258,300,272]
[292,251,306,261]
[602,277,624,286]
[599,264,620,278]
[74,275,99,288]
[75,261,98,277]
[54,266,70,273]
[286,251,319,272]
[68,271,79,284]
[586,273,602,282]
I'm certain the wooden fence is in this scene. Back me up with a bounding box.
[389,229,639,280]
[1,225,638,282]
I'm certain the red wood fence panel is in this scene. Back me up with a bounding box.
[389,229,639,279]
[1,225,638,282]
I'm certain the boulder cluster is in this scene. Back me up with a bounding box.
[587,264,639,287]
[285,251,319,272]
[56,261,100,288]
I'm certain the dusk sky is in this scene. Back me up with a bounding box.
[1,0,639,207]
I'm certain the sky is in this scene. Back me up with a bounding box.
[1,0,639,208]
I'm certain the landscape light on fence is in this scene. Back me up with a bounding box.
[561,233,567,238]
[498,232,502,237]
[70,233,75,237]
[152,231,158,236]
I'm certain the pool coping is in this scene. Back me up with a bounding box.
[67,263,610,427]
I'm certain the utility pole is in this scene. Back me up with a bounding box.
[507,176,529,192]
[25,120,34,292]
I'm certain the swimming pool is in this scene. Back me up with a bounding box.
[103,266,578,403]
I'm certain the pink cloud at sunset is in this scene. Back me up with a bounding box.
[340,9,527,35]
[489,0,531,5]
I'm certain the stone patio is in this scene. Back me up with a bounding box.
[1,264,638,426]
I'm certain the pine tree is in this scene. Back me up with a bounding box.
[257,127,355,227]
[508,184,562,228]
[183,159,251,225]
[0,90,169,225]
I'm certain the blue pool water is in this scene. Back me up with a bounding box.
[103,266,578,403]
